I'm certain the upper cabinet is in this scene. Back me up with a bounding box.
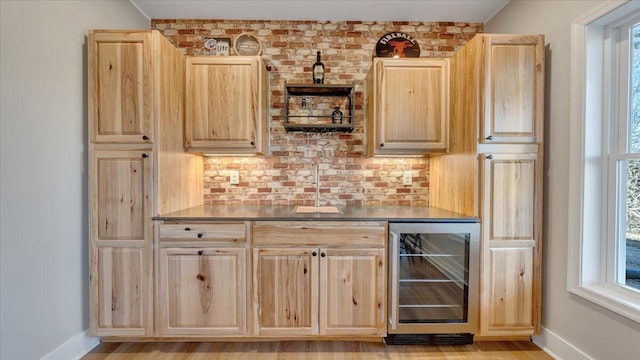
[89,31,153,144]
[185,56,269,155]
[480,35,544,144]
[365,58,449,156]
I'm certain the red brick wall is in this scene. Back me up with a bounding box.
[152,19,483,206]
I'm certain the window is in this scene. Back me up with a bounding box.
[612,20,640,291]
[568,0,640,323]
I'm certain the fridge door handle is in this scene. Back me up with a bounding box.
[389,231,399,331]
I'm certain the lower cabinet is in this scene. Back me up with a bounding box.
[251,221,387,337]
[320,248,386,335]
[92,246,148,336]
[89,149,153,337]
[157,247,246,336]
[482,246,534,335]
[253,247,386,337]
[149,220,385,339]
[156,222,248,337]
[479,153,541,336]
[252,247,318,336]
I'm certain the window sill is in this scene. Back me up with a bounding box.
[569,283,640,323]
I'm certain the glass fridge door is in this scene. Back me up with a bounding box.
[389,222,479,333]
[397,231,469,323]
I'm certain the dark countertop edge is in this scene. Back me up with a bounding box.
[153,205,479,223]
[155,216,479,223]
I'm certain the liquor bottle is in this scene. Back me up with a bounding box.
[331,106,343,124]
[312,51,325,84]
[300,98,309,124]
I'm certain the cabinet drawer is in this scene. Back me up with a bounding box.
[252,221,386,247]
[159,223,246,243]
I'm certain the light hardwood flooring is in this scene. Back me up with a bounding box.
[83,341,553,359]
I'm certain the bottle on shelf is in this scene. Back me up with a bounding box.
[312,51,325,84]
[300,98,309,124]
[331,105,343,124]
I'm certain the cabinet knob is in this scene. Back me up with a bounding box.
[486,135,493,140]
[141,153,148,158]
[486,155,494,160]
[197,250,203,256]
[250,141,255,146]
[321,252,326,257]
[312,251,317,256]
[380,143,384,148]
[142,135,149,141]
[184,227,191,231]
[197,233,204,238]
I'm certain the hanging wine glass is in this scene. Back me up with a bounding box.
[304,132,314,158]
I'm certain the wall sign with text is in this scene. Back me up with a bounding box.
[375,32,420,58]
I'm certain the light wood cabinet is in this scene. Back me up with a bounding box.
[483,246,534,334]
[251,221,387,337]
[88,30,203,338]
[320,248,386,335]
[479,153,540,336]
[481,154,539,243]
[253,247,318,336]
[159,222,246,243]
[429,34,544,338]
[157,222,248,336]
[185,56,269,155]
[88,31,153,144]
[365,58,449,156]
[480,35,544,144]
[89,150,153,337]
[158,247,246,336]
[90,150,153,243]
[93,246,147,336]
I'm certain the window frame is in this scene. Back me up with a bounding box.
[568,0,640,324]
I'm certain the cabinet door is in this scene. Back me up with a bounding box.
[90,150,153,243]
[319,248,386,336]
[482,246,535,336]
[185,57,260,153]
[479,153,541,336]
[89,150,153,336]
[481,153,539,243]
[158,247,246,336]
[253,248,318,336]
[481,35,544,144]
[376,58,449,153]
[88,31,153,144]
[92,246,148,336]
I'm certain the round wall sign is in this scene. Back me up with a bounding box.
[375,32,420,58]
[234,33,262,56]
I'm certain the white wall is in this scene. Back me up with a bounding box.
[486,1,640,359]
[0,1,149,359]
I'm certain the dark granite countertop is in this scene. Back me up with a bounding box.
[154,205,478,223]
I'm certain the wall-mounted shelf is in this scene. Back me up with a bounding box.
[284,82,355,133]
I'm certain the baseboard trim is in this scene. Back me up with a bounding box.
[41,329,100,360]
[532,327,594,360]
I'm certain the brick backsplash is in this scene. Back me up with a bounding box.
[152,19,483,206]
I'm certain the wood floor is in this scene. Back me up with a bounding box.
[83,341,553,360]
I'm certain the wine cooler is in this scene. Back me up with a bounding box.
[386,222,479,344]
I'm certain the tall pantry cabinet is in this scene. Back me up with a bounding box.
[88,30,203,337]
[429,34,545,338]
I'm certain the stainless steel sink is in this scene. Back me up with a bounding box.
[294,206,342,214]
